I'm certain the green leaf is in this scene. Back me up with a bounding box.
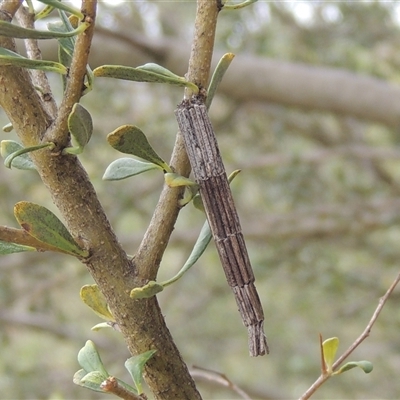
[223,0,258,10]
[91,322,113,331]
[3,142,53,169]
[37,0,84,19]
[125,350,157,394]
[334,360,373,375]
[1,140,36,170]
[0,240,36,255]
[93,64,199,93]
[322,337,339,373]
[73,370,106,393]
[107,125,171,172]
[14,201,88,257]
[2,122,13,132]
[0,20,89,39]
[63,103,93,155]
[80,284,115,322]
[0,47,67,74]
[206,53,235,109]
[35,4,55,20]
[164,173,198,188]
[103,158,161,181]
[77,340,108,376]
[130,281,164,299]
[48,20,75,59]
[161,220,212,288]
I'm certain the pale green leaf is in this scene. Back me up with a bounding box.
[1,140,36,170]
[334,360,373,375]
[125,350,157,394]
[47,20,75,59]
[2,122,13,132]
[64,103,93,154]
[77,340,108,376]
[14,201,89,257]
[206,53,235,109]
[91,322,112,331]
[80,284,115,322]
[74,370,106,393]
[130,281,164,299]
[322,337,339,373]
[103,158,161,181]
[107,125,171,171]
[0,20,89,39]
[93,64,199,93]
[37,0,84,19]
[161,220,212,288]
[164,173,197,188]
[35,4,55,20]
[223,0,258,10]
[0,47,67,74]
[0,240,36,255]
[3,142,53,169]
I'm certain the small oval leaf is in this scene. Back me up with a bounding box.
[91,322,113,331]
[125,350,157,394]
[323,337,339,373]
[130,281,164,299]
[164,173,197,188]
[77,340,108,376]
[80,284,115,322]
[65,103,93,154]
[14,201,88,257]
[335,360,373,375]
[76,370,107,392]
[103,158,161,181]
[107,125,170,171]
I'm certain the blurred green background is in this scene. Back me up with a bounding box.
[1,1,400,399]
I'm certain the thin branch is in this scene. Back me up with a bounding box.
[333,272,400,369]
[240,145,400,170]
[0,0,22,18]
[191,365,251,400]
[0,310,83,341]
[299,272,400,400]
[101,376,146,400]
[43,1,97,148]
[15,6,57,118]
[0,225,73,254]
[135,0,219,281]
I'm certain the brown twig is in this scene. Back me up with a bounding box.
[191,365,251,400]
[42,1,97,148]
[0,225,73,254]
[299,272,400,400]
[0,0,22,18]
[135,0,219,281]
[15,5,57,118]
[101,376,146,400]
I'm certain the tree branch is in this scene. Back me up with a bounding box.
[59,27,400,128]
[0,3,201,399]
[43,1,96,149]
